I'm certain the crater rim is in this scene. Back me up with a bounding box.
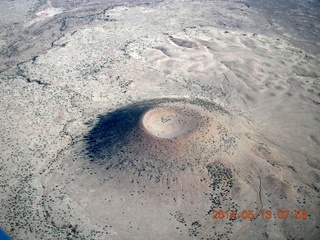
[140,104,201,139]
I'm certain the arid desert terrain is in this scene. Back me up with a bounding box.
[0,0,319,239]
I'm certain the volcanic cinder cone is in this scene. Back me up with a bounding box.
[83,99,237,185]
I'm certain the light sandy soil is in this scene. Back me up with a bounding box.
[0,0,319,239]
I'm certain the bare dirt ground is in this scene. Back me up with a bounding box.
[0,0,319,239]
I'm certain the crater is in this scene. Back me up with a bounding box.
[141,105,201,139]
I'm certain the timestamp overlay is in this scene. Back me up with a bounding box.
[212,209,310,220]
